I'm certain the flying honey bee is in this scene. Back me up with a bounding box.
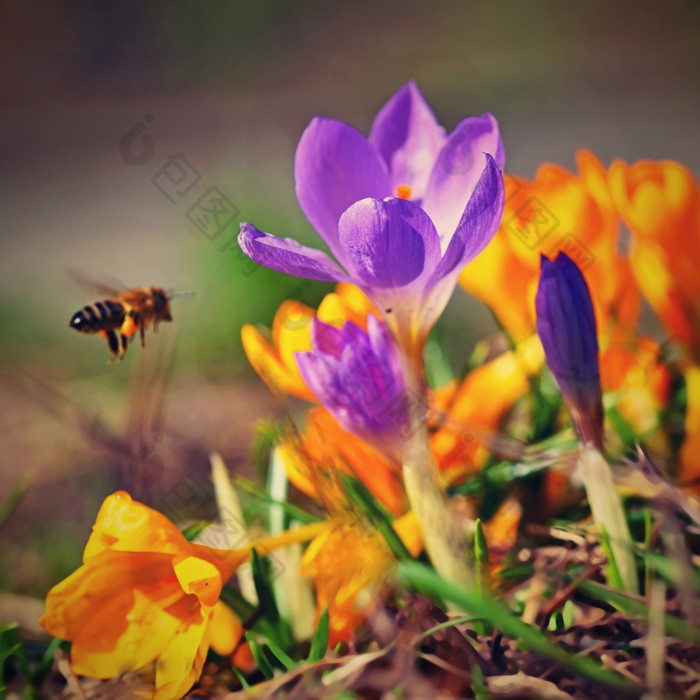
[69,276,193,361]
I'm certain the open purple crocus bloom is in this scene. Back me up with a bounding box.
[239,82,505,356]
[295,314,410,456]
[535,252,604,448]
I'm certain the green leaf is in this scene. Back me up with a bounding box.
[307,608,329,662]
[562,599,575,628]
[233,476,320,524]
[232,666,250,689]
[180,521,210,542]
[400,562,631,690]
[473,519,489,571]
[0,623,32,690]
[599,524,624,591]
[606,406,638,446]
[577,579,700,646]
[247,634,296,671]
[449,458,553,497]
[414,615,475,644]
[220,585,256,621]
[471,663,488,700]
[32,637,66,688]
[424,328,454,388]
[473,519,493,635]
[246,637,275,679]
[339,473,411,561]
[251,548,293,650]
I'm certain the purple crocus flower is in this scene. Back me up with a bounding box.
[239,83,505,356]
[295,314,410,456]
[535,252,604,447]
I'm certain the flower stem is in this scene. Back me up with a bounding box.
[577,443,638,594]
[395,339,474,587]
[401,422,474,587]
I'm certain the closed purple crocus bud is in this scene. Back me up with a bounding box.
[535,252,604,448]
[295,314,413,458]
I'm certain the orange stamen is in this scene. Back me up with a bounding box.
[396,185,413,200]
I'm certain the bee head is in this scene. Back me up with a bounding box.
[152,288,173,322]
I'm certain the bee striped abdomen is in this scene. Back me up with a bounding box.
[69,283,182,360]
[69,300,125,333]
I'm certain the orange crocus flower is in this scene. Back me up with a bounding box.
[276,412,421,642]
[40,492,324,699]
[609,158,700,360]
[299,513,421,645]
[599,331,671,442]
[280,406,405,516]
[679,363,700,495]
[40,492,247,699]
[460,150,638,342]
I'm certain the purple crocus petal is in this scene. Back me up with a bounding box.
[366,314,402,376]
[337,197,441,290]
[436,154,505,273]
[422,113,504,241]
[295,117,392,265]
[311,318,346,359]
[238,223,351,283]
[420,155,505,328]
[369,82,447,200]
[535,252,603,447]
[295,317,408,454]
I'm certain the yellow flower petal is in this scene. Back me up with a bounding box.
[41,550,177,641]
[208,601,243,656]
[83,491,189,561]
[301,521,393,644]
[173,556,222,608]
[393,510,422,558]
[155,609,210,700]
[241,321,314,400]
[71,586,182,679]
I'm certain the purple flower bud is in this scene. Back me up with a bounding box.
[535,252,603,447]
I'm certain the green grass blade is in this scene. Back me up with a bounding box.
[599,524,624,590]
[246,636,275,679]
[400,562,631,690]
[339,473,411,561]
[0,623,32,691]
[233,476,320,524]
[251,548,293,650]
[307,607,329,662]
[577,579,700,646]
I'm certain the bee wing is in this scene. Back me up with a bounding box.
[66,267,128,298]
[116,287,153,310]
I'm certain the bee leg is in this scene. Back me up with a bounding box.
[120,314,137,339]
[118,333,129,361]
[103,330,120,363]
[139,321,146,348]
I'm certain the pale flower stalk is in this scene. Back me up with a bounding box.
[536,252,638,594]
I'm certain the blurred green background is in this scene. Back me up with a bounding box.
[0,0,699,600]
